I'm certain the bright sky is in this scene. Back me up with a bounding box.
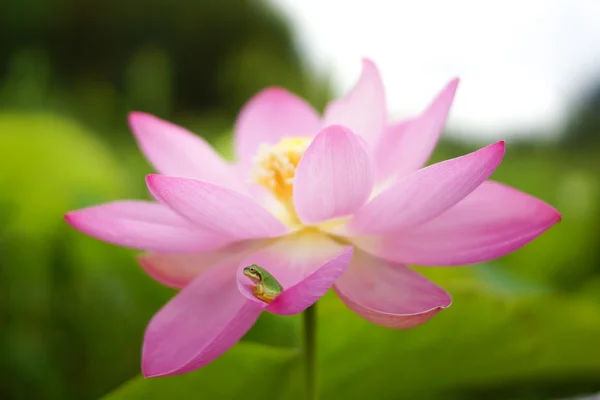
[269,0,600,140]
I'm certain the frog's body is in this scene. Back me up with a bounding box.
[243,264,284,304]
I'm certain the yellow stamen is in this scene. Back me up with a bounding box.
[250,137,312,223]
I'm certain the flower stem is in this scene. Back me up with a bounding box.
[303,303,317,400]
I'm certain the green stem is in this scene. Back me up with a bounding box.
[303,303,317,400]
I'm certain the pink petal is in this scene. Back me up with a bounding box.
[334,251,451,329]
[351,180,561,266]
[372,119,413,182]
[65,200,230,252]
[348,141,505,235]
[146,175,288,240]
[233,87,321,166]
[139,240,263,289]
[129,112,243,191]
[142,261,263,377]
[323,58,386,145]
[294,125,374,225]
[373,79,459,182]
[236,232,354,315]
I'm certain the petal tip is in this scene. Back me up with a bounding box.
[141,326,191,379]
[145,173,163,187]
[360,57,377,69]
[141,367,160,379]
[141,356,169,379]
[141,352,181,378]
[404,291,453,326]
[145,174,164,199]
[310,124,361,153]
[498,141,507,157]
[553,211,562,223]
[361,57,381,76]
[448,77,460,88]
[426,284,453,311]
[545,205,562,225]
[63,212,78,230]
[145,173,158,182]
[128,111,154,131]
[128,111,168,145]
[491,140,506,156]
[431,77,460,108]
[319,124,355,138]
[539,199,562,225]
[64,210,85,229]
[439,293,453,309]
[251,86,292,103]
[444,78,460,98]
[128,110,148,120]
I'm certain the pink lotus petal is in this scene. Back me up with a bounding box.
[351,180,561,266]
[323,59,386,145]
[348,141,505,235]
[65,200,230,252]
[334,251,451,329]
[129,112,244,191]
[234,87,321,166]
[294,125,374,225]
[372,119,413,184]
[139,240,263,289]
[142,261,263,377]
[373,79,459,183]
[236,232,354,315]
[146,175,288,240]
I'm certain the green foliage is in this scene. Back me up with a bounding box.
[312,270,600,400]
[103,343,302,400]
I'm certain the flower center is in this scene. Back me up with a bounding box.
[250,137,312,223]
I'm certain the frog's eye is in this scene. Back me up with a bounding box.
[249,267,256,273]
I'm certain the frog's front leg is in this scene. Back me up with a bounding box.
[253,284,275,304]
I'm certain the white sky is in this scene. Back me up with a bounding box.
[269,0,600,140]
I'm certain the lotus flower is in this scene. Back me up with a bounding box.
[65,59,560,378]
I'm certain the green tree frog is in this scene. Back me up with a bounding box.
[243,264,284,304]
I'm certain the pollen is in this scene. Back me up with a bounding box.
[250,137,312,203]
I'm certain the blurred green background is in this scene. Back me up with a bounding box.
[1,0,600,399]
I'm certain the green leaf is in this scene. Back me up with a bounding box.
[102,343,302,400]
[242,312,302,349]
[302,269,600,400]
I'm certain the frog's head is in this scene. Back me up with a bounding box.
[243,264,263,284]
